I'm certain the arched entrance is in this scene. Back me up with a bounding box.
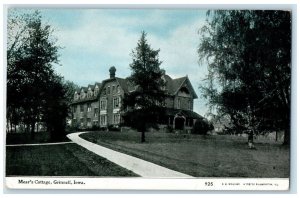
[174,113,186,130]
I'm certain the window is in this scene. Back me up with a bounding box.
[113,97,120,109]
[177,98,181,109]
[93,121,98,126]
[94,108,98,117]
[113,114,120,124]
[100,99,107,110]
[107,86,110,94]
[87,103,92,112]
[80,104,84,112]
[74,93,79,100]
[80,91,86,99]
[87,118,91,127]
[94,88,99,96]
[188,99,191,110]
[87,90,92,97]
[117,85,120,93]
[100,115,107,126]
[103,88,106,95]
[80,118,84,127]
[112,86,115,94]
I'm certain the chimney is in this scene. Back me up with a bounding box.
[109,66,116,78]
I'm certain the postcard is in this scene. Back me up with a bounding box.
[5,6,291,190]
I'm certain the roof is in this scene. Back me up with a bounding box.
[95,82,102,88]
[87,84,95,90]
[80,87,87,92]
[115,77,129,93]
[70,96,98,105]
[163,75,197,98]
[73,70,198,100]
[165,108,203,119]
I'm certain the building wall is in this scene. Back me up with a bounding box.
[99,79,123,127]
[71,73,197,130]
[165,96,174,108]
[72,101,99,128]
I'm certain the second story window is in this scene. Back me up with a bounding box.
[94,108,98,117]
[87,103,91,112]
[80,104,84,112]
[113,97,120,109]
[112,86,116,94]
[188,99,191,110]
[107,86,111,94]
[177,98,181,109]
[100,99,107,110]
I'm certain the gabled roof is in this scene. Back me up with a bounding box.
[173,76,198,99]
[87,84,95,91]
[165,108,203,119]
[115,77,129,93]
[95,82,102,88]
[73,70,198,100]
[80,87,87,92]
[75,88,81,93]
[163,75,198,99]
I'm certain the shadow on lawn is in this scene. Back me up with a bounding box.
[6,132,71,145]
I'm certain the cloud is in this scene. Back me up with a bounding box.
[45,9,210,116]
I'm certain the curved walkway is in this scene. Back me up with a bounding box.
[67,132,193,178]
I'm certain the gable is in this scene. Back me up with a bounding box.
[174,77,198,99]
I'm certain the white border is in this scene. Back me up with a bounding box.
[1,0,298,196]
[5,177,289,190]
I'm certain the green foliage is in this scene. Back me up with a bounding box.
[192,119,214,135]
[198,10,291,144]
[7,10,68,141]
[122,31,166,142]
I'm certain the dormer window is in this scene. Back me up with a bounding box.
[94,86,99,96]
[74,92,79,100]
[117,85,120,93]
[80,90,86,99]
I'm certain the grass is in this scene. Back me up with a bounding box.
[6,132,70,145]
[80,131,290,178]
[6,143,138,177]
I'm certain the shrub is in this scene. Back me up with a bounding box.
[192,119,214,135]
[107,124,120,132]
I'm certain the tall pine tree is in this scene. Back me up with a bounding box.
[123,31,166,142]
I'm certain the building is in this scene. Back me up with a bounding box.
[70,66,202,132]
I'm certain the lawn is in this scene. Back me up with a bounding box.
[6,143,137,177]
[80,131,290,178]
[6,132,70,145]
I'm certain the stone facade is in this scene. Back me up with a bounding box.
[71,66,202,131]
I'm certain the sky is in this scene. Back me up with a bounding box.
[12,8,211,116]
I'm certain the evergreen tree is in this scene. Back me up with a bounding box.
[123,31,166,142]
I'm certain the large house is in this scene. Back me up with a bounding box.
[71,66,202,132]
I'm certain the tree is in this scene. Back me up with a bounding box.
[198,10,291,145]
[122,31,166,142]
[192,118,214,135]
[63,80,80,104]
[7,10,67,140]
[43,76,69,141]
